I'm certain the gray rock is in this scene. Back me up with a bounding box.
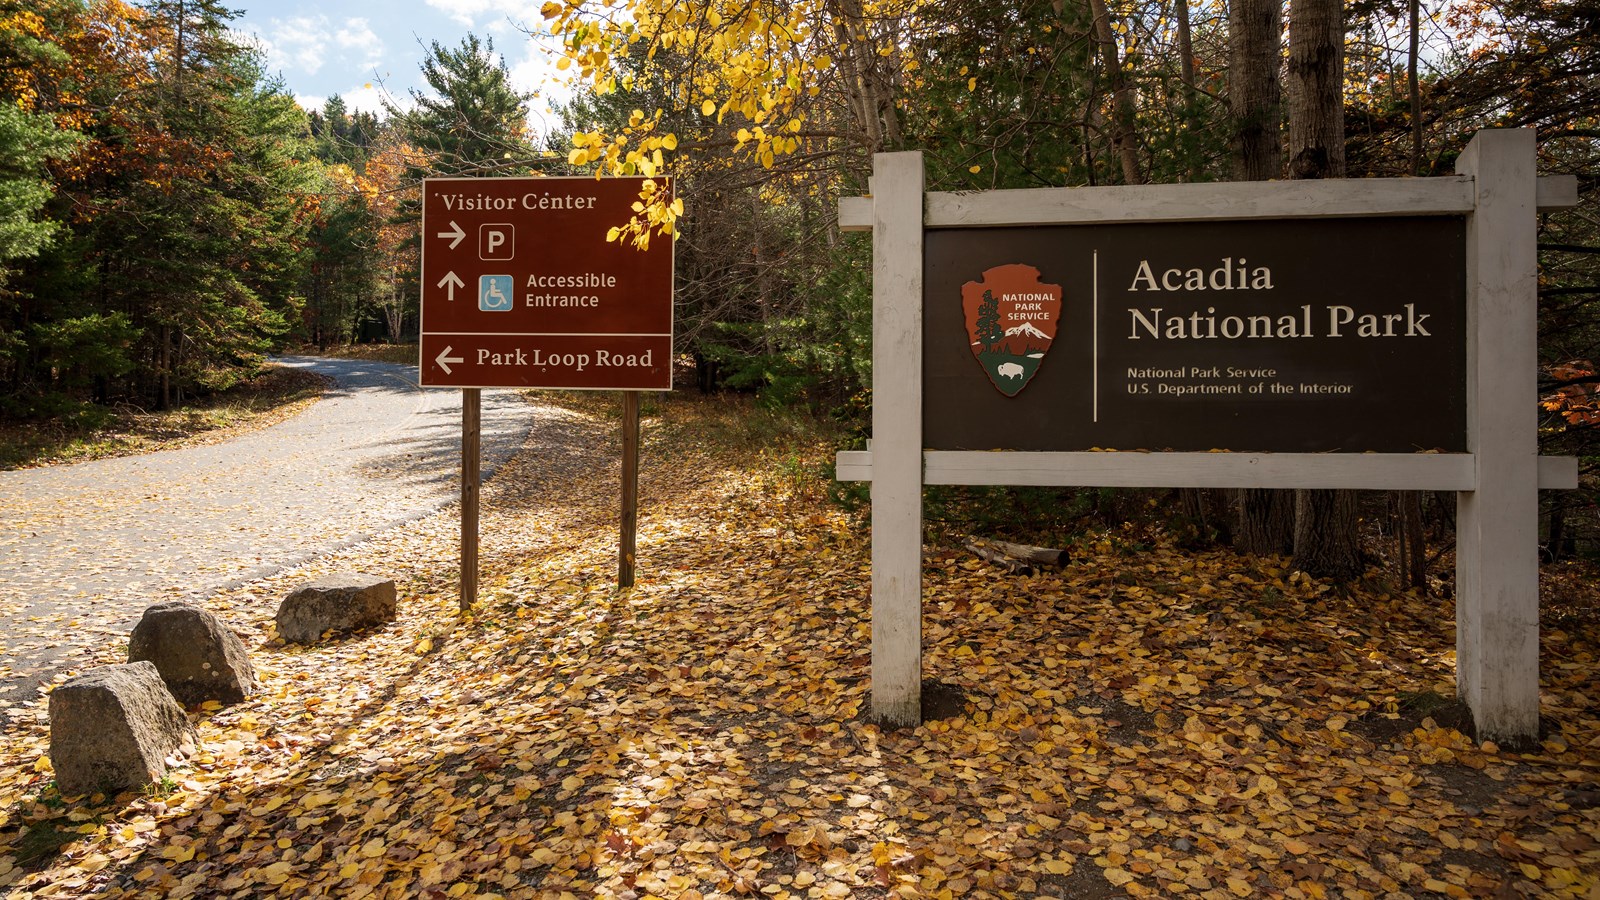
[128,601,255,706]
[276,573,397,644]
[49,662,197,796]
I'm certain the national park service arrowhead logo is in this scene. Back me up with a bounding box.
[962,263,1062,397]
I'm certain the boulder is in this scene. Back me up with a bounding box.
[276,573,397,644]
[49,662,197,796]
[128,601,255,706]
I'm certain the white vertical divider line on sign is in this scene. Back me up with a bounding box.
[1093,250,1100,423]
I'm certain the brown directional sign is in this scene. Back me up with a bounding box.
[419,176,674,389]
[924,216,1467,453]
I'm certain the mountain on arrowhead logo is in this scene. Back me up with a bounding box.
[962,263,1063,397]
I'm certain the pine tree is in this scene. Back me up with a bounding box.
[47,0,316,407]
[389,34,531,176]
[0,1,83,272]
[976,290,1003,350]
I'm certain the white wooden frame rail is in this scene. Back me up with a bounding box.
[839,130,1580,739]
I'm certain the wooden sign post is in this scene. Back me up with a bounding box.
[461,388,480,610]
[619,391,641,588]
[838,130,1578,743]
[417,176,675,604]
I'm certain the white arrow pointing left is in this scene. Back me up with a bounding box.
[435,345,465,375]
[437,220,466,250]
[436,271,464,302]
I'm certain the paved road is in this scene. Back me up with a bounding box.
[0,356,530,703]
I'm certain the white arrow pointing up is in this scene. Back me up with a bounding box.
[436,271,465,302]
[435,345,465,375]
[437,220,466,250]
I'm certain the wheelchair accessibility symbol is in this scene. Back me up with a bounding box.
[479,275,515,312]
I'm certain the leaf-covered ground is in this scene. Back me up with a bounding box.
[1,392,1596,899]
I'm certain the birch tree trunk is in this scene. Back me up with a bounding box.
[1175,0,1202,180]
[1087,0,1145,184]
[829,0,903,153]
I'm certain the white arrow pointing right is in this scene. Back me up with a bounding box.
[435,345,465,375]
[436,271,465,302]
[437,220,466,250]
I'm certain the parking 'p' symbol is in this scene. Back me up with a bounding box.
[480,224,514,260]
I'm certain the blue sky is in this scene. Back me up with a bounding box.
[231,0,566,126]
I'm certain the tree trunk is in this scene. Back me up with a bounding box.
[1293,488,1363,580]
[1236,488,1294,556]
[1546,496,1571,562]
[1398,490,1427,589]
[1407,0,1423,174]
[829,0,901,152]
[159,323,171,411]
[1175,0,1202,180]
[1286,0,1360,581]
[1176,0,1197,91]
[1225,0,1290,554]
[1088,0,1145,184]
[1228,0,1283,181]
[1286,0,1345,180]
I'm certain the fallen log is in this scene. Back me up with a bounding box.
[987,539,1070,568]
[965,540,1033,575]
[964,538,1071,574]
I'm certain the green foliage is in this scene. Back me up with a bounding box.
[0,0,319,414]
[297,172,383,347]
[694,225,873,416]
[307,95,380,169]
[31,312,139,389]
[0,3,84,281]
[902,0,1103,189]
[0,104,80,267]
[390,34,532,176]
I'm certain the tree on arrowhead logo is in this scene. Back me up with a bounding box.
[962,263,1062,397]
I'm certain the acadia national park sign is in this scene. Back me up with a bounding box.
[838,131,1581,743]
[928,217,1466,452]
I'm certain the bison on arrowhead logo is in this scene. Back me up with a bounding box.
[962,263,1063,397]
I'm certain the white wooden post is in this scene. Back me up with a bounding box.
[1456,128,1541,744]
[870,152,926,726]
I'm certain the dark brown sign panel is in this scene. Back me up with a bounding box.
[419,176,673,389]
[924,217,1466,452]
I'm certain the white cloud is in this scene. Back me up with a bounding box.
[506,45,556,97]
[293,82,399,116]
[506,42,572,129]
[259,15,333,76]
[339,82,394,115]
[422,0,533,29]
[252,15,387,82]
[334,18,385,71]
